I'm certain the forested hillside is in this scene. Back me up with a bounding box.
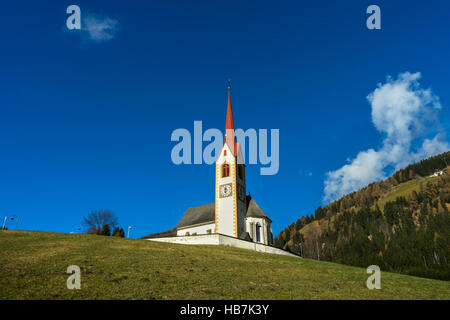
[274,152,450,280]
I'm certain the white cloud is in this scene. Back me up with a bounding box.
[82,15,119,42]
[412,135,450,162]
[323,72,448,203]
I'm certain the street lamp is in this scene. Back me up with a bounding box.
[1,216,7,230]
[10,216,20,230]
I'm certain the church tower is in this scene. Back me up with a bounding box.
[214,85,247,238]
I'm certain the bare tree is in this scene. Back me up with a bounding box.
[304,224,322,260]
[83,209,118,234]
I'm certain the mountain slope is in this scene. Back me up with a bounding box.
[0,230,448,299]
[275,151,450,281]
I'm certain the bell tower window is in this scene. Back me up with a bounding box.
[221,163,230,178]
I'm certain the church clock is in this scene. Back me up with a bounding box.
[220,183,232,198]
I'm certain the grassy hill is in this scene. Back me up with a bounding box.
[0,230,448,300]
[375,175,437,210]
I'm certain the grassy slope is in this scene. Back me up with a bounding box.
[0,231,448,300]
[376,176,436,210]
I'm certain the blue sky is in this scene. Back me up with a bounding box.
[1,1,449,238]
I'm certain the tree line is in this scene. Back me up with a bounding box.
[83,209,125,237]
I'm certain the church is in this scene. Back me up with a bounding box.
[143,86,293,256]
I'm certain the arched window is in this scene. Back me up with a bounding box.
[255,223,261,242]
[222,163,230,178]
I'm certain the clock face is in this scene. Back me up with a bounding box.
[220,184,232,198]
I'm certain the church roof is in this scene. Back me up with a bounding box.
[141,197,271,239]
[225,87,235,132]
[176,202,215,229]
[239,231,252,241]
[141,227,177,239]
[177,197,271,229]
[245,196,272,222]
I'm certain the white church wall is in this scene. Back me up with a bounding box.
[176,222,215,237]
[245,217,271,245]
[145,234,298,258]
[147,234,220,245]
[218,234,294,256]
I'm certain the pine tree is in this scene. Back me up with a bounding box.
[100,224,111,236]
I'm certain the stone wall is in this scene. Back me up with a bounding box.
[145,233,299,258]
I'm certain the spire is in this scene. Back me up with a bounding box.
[224,80,237,155]
[225,81,234,131]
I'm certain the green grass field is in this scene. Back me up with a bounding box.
[0,230,448,300]
[376,176,436,210]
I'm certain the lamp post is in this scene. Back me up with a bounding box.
[2,216,7,230]
[127,226,132,238]
[14,216,20,230]
[1,215,21,230]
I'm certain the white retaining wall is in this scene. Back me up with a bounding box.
[148,234,220,245]
[145,233,298,258]
[176,222,215,237]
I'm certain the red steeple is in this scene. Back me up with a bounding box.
[224,83,237,155]
[225,87,234,131]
